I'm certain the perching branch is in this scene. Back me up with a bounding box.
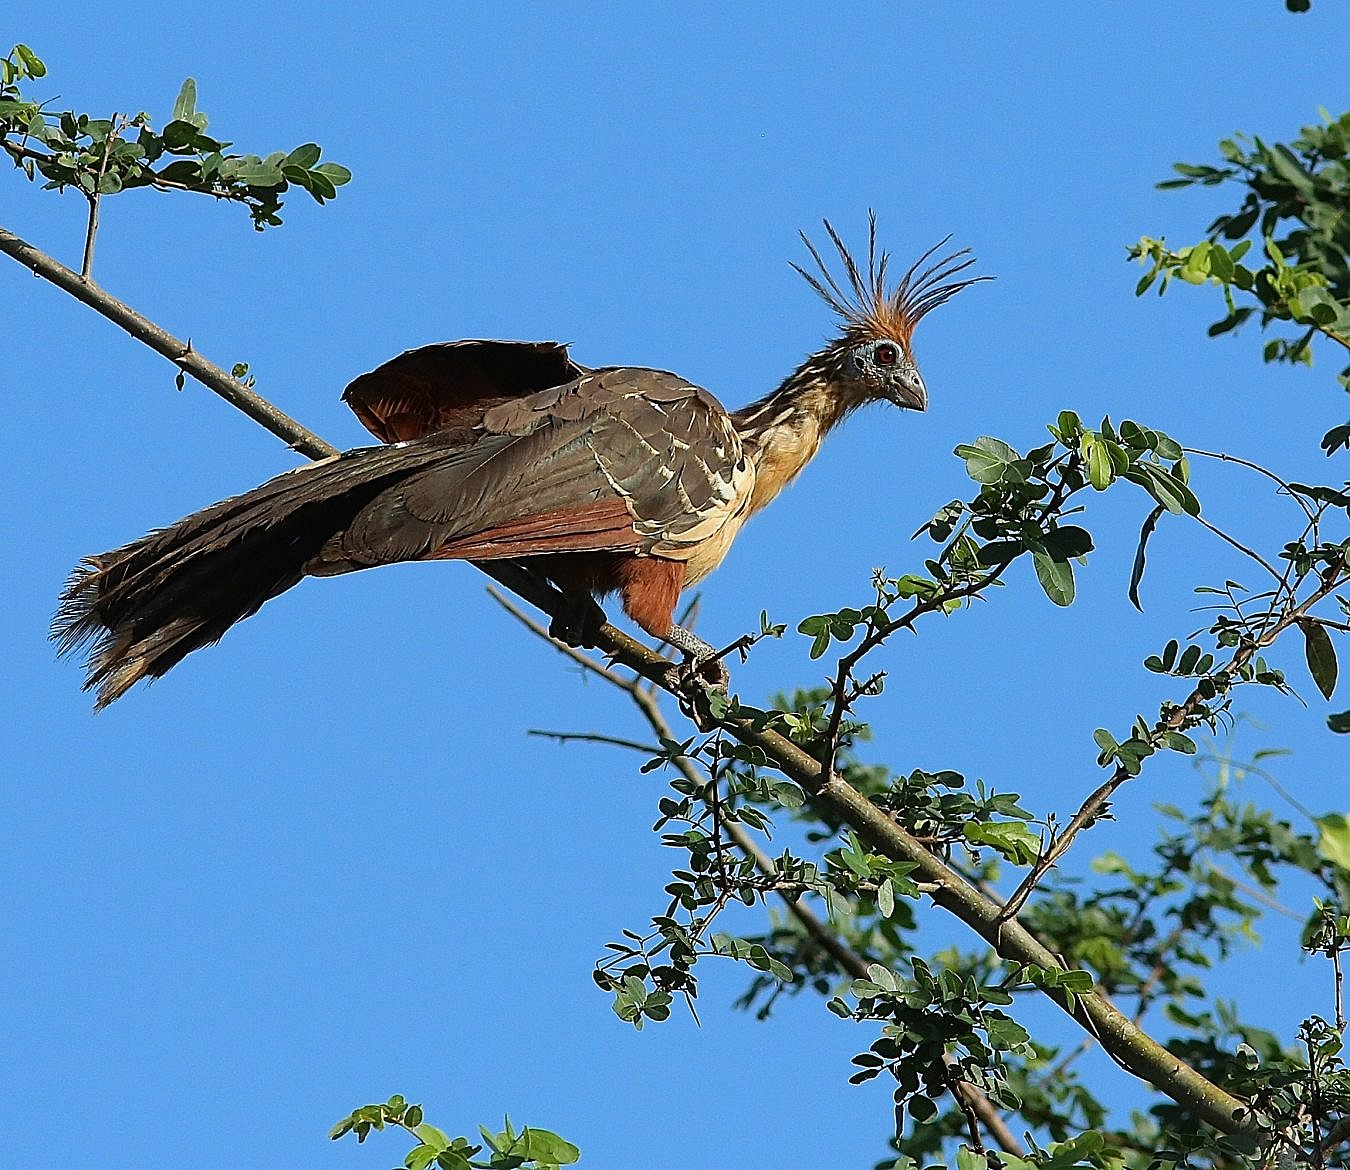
[0,222,337,459]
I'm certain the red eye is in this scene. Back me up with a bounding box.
[874,343,898,366]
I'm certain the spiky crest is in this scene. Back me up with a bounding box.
[791,212,990,346]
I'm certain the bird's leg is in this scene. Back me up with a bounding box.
[548,589,607,649]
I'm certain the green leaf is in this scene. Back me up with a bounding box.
[1323,424,1350,455]
[1162,731,1197,755]
[414,1124,452,1152]
[1032,550,1075,606]
[284,142,322,169]
[513,1128,581,1164]
[1330,711,1350,733]
[955,436,1019,484]
[1083,435,1114,490]
[407,1145,439,1170]
[1038,525,1093,559]
[305,170,337,200]
[1301,619,1339,700]
[1054,409,1082,439]
[877,877,895,918]
[1093,728,1117,753]
[232,160,284,186]
[1123,463,1200,517]
[314,160,352,185]
[956,1146,989,1170]
[964,821,1041,866]
[907,1095,938,1122]
[985,1015,1032,1050]
[172,77,197,122]
[1317,814,1350,871]
[1129,504,1164,611]
[15,43,46,78]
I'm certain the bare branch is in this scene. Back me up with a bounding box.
[0,221,337,459]
[1193,513,1286,585]
[1184,446,1319,527]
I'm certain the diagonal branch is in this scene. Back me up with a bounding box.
[1000,567,1349,923]
[0,222,337,459]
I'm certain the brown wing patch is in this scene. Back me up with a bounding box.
[342,340,585,443]
[422,498,638,560]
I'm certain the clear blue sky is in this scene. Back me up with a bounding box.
[5,5,1348,1168]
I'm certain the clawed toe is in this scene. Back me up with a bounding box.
[662,655,730,730]
[549,594,606,648]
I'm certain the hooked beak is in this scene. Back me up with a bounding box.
[892,366,927,412]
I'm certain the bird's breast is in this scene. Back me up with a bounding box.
[743,415,827,516]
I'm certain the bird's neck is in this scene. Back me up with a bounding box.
[732,353,863,516]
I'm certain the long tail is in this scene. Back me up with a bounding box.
[53,444,440,708]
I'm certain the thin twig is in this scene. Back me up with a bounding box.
[1193,514,1285,584]
[1000,570,1348,923]
[1204,862,1302,922]
[528,729,659,755]
[1184,446,1319,527]
[1335,949,1345,1035]
[80,111,123,279]
[0,222,337,458]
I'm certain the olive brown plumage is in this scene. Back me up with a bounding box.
[55,220,988,707]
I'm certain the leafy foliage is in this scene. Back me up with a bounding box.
[0,45,349,230]
[1129,110,1350,453]
[332,1098,580,1170]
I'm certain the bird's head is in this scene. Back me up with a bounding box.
[793,215,991,414]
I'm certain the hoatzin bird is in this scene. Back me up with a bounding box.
[55,221,986,708]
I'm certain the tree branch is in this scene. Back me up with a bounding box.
[1001,567,1348,923]
[0,221,337,459]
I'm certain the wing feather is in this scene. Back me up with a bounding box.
[342,339,587,442]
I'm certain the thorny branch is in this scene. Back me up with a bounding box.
[2,219,1254,1135]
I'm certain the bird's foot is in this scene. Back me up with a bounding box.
[549,592,606,649]
[661,624,731,730]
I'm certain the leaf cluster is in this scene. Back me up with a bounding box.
[1130,109,1350,452]
[1,46,349,229]
[331,1098,579,1170]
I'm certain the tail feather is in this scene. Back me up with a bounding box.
[53,445,435,708]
